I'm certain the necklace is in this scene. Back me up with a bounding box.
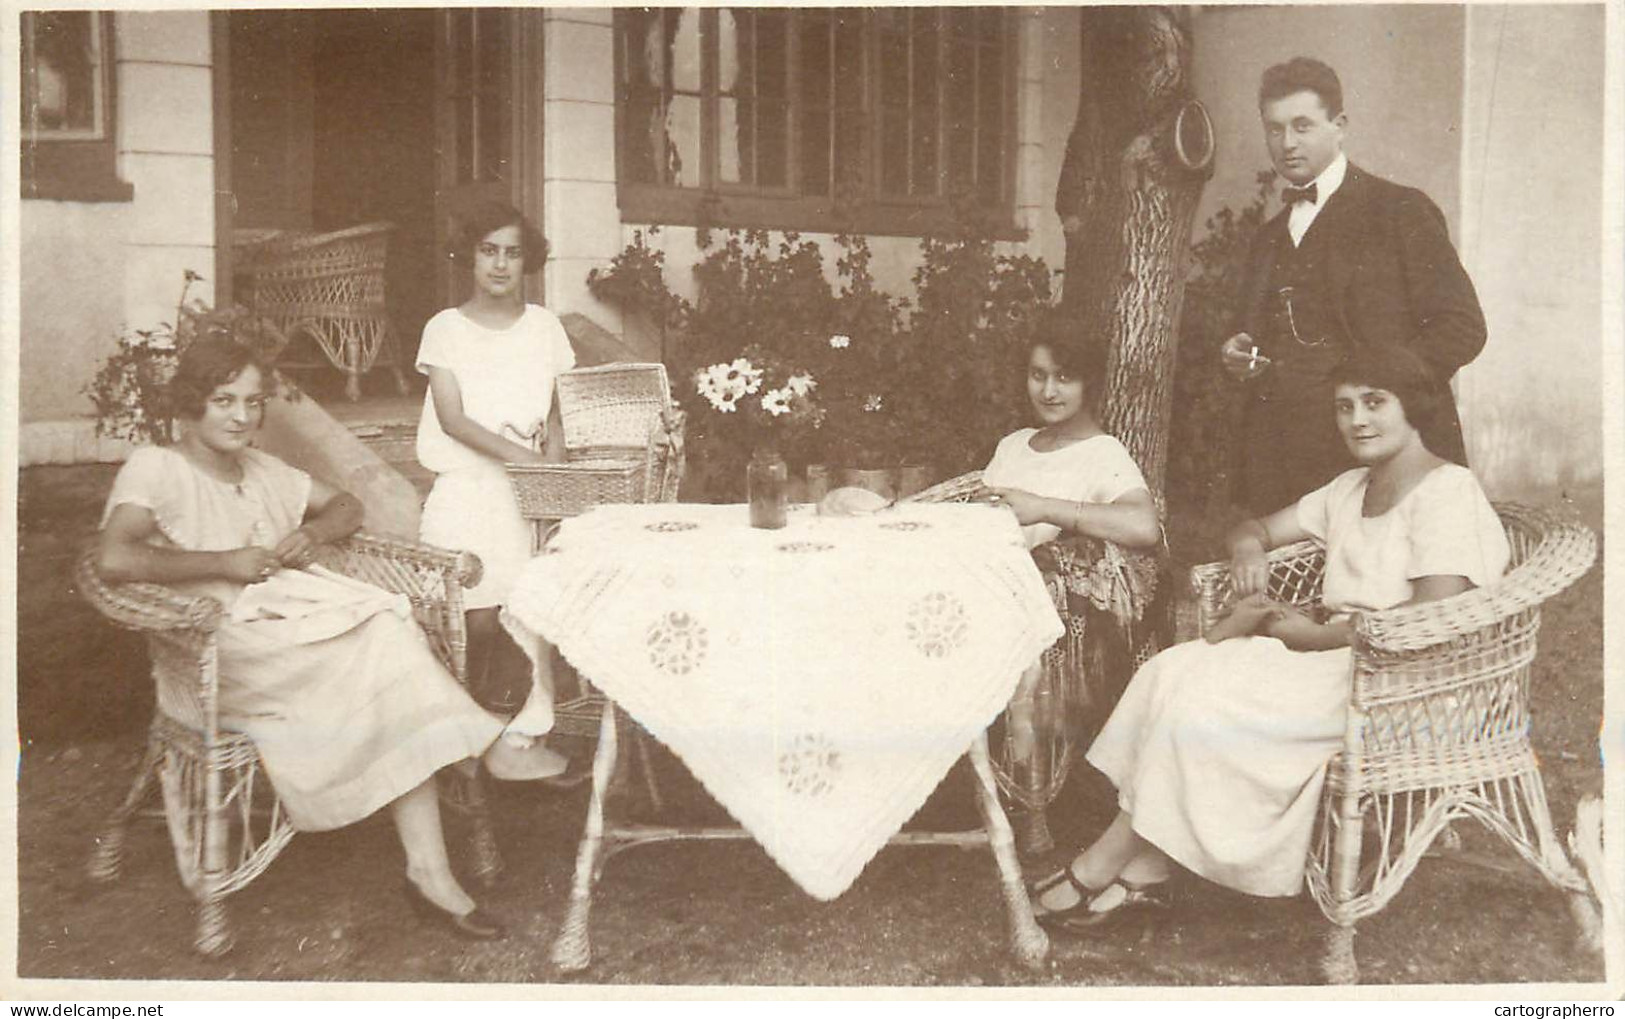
[178,446,247,494]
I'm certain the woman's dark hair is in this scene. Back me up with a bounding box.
[1258,56,1344,118]
[1329,344,1442,430]
[450,201,548,271]
[168,339,272,420]
[1031,311,1109,393]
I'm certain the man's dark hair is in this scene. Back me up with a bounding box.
[1329,344,1442,432]
[450,201,548,271]
[1258,57,1344,118]
[168,338,272,421]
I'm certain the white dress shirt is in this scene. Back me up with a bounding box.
[1287,152,1348,247]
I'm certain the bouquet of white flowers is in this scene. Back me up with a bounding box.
[693,345,823,439]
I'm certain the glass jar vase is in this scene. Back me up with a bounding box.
[747,445,789,529]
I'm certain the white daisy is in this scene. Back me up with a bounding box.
[761,388,793,417]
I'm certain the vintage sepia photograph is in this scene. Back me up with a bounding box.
[6,1,1620,996]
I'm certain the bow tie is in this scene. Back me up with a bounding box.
[1283,183,1318,206]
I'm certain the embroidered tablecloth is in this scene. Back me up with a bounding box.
[502,501,1063,900]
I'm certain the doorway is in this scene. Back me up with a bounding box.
[227,9,493,398]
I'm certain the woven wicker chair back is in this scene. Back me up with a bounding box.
[244,223,392,322]
[556,363,671,457]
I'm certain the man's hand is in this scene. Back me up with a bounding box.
[1221,332,1271,381]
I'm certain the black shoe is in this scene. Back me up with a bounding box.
[403,879,507,941]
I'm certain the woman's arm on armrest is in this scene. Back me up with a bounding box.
[97,504,276,586]
[1225,503,1312,596]
[272,476,365,566]
[982,486,1160,548]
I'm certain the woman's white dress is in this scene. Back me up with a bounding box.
[103,446,504,832]
[1085,463,1510,897]
[982,429,1149,548]
[415,304,577,610]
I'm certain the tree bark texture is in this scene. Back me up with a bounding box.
[1057,7,1213,500]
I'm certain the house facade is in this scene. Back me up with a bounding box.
[15,5,1609,505]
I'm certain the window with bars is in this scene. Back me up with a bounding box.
[616,7,1015,237]
[20,10,132,201]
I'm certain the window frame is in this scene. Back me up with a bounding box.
[19,10,133,202]
[613,7,1019,239]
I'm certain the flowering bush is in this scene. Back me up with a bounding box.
[85,270,292,445]
[587,220,1053,498]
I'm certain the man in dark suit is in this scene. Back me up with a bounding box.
[1221,57,1487,515]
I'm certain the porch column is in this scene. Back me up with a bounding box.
[539,9,627,342]
[116,11,217,327]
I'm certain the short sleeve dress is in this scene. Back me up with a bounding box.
[102,445,503,832]
[981,429,1149,548]
[416,304,578,610]
[1084,463,1510,897]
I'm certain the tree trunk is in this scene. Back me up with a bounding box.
[1057,6,1213,500]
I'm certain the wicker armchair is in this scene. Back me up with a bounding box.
[1189,503,1598,983]
[79,532,501,956]
[905,470,1162,853]
[237,222,408,401]
[506,362,684,800]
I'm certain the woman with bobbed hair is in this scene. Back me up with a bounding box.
[1030,344,1510,932]
[98,339,510,939]
[415,200,580,781]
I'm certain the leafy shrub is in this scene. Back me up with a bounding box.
[85,271,292,446]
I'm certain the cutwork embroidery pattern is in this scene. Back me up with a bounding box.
[778,732,841,797]
[646,610,708,674]
[906,591,969,658]
[646,521,700,533]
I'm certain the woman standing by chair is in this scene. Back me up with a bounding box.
[416,201,576,781]
[97,340,509,938]
[1030,344,1510,931]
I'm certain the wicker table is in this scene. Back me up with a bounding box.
[502,501,1061,972]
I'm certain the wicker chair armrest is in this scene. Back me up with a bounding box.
[1189,539,1326,632]
[1353,506,1596,655]
[75,551,224,634]
[903,470,984,505]
[317,531,483,593]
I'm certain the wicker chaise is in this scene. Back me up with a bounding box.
[79,532,502,956]
[237,222,408,402]
[905,470,1162,853]
[1189,503,1598,983]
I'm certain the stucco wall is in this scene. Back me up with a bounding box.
[1454,4,1605,501]
[17,202,132,425]
[1191,5,1467,239]
[19,11,216,445]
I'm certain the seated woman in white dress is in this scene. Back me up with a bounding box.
[977,324,1161,757]
[97,340,511,940]
[1030,344,1510,932]
[979,324,1160,551]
